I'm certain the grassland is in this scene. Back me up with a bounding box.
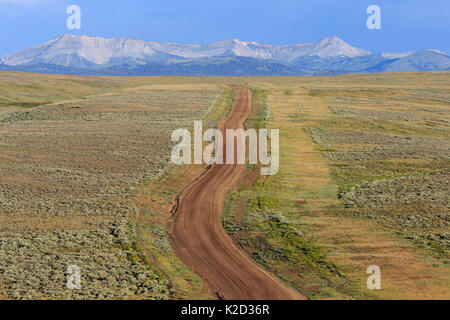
[222,73,449,299]
[302,74,449,262]
[133,86,236,299]
[0,71,448,300]
[0,72,221,299]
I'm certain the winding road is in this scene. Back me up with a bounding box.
[168,85,305,300]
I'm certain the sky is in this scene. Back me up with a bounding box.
[0,0,449,57]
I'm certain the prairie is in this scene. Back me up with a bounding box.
[223,72,450,299]
[0,71,448,300]
[0,72,221,299]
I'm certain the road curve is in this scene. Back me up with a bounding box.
[168,85,305,300]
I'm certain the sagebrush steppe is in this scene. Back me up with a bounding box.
[0,71,448,300]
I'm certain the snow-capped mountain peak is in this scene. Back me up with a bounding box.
[1,34,447,76]
[0,34,372,67]
[311,36,371,58]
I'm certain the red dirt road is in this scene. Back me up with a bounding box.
[168,85,305,300]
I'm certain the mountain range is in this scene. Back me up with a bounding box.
[1,34,449,76]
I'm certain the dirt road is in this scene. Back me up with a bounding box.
[168,85,305,300]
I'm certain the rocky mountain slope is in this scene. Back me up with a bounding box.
[1,34,448,76]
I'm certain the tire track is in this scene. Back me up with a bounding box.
[168,85,305,300]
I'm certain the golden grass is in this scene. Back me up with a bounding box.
[237,73,449,299]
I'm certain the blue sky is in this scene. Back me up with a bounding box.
[0,0,449,57]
